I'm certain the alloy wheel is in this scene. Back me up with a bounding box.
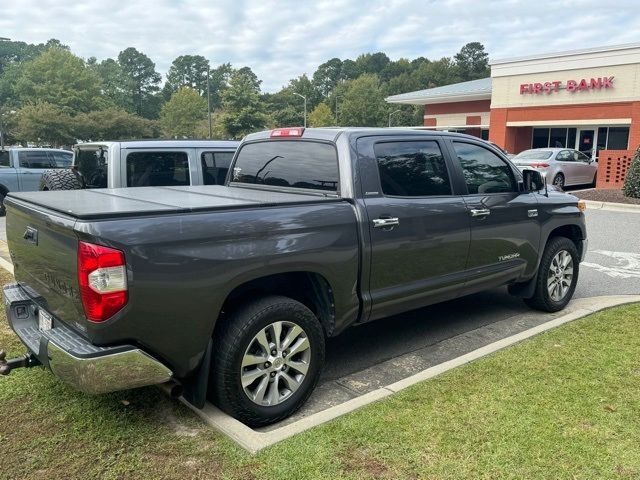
[547,249,574,302]
[241,321,311,406]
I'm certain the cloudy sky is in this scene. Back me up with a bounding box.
[2,0,639,91]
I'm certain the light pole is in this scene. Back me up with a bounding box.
[206,65,212,139]
[293,92,307,128]
[388,109,402,127]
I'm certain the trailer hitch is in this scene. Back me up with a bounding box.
[0,350,41,375]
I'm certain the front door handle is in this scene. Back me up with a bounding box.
[470,208,491,217]
[373,217,400,229]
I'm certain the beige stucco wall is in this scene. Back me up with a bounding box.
[424,112,490,128]
[491,63,640,109]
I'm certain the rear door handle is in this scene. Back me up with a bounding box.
[373,217,400,229]
[470,208,490,217]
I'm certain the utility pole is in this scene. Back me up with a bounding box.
[293,93,307,128]
[206,65,212,139]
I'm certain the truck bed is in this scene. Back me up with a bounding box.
[7,185,341,220]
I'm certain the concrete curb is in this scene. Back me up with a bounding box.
[0,256,13,275]
[583,199,640,213]
[182,294,640,454]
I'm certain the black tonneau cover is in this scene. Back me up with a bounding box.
[7,185,341,220]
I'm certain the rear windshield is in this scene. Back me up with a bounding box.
[231,141,339,192]
[75,147,108,188]
[514,150,553,160]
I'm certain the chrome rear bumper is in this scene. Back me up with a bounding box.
[4,283,172,394]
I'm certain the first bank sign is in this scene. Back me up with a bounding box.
[520,76,614,94]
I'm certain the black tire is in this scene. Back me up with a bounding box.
[590,172,597,188]
[552,173,565,191]
[39,169,83,191]
[209,295,325,427]
[524,236,579,312]
[0,191,5,216]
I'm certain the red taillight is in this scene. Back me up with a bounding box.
[530,163,549,168]
[78,241,128,322]
[270,127,304,138]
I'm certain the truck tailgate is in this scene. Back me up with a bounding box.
[5,198,85,331]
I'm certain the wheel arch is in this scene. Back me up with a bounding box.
[215,271,337,340]
[546,224,585,258]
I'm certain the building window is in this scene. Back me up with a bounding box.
[532,128,549,149]
[607,127,630,150]
[550,128,568,147]
[481,129,489,140]
[532,128,578,149]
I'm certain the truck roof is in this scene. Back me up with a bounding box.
[243,127,480,143]
[75,140,240,150]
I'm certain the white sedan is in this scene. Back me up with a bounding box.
[512,148,598,190]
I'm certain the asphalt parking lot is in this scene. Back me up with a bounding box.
[0,206,638,429]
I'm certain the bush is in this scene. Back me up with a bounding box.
[622,146,640,198]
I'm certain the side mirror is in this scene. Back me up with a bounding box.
[523,169,545,192]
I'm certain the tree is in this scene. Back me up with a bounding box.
[338,74,387,127]
[623,146,640,198]
[89,57,134,111]
[117,47,161,118]
[15,48,103,113]
[412,57,460,89]
[14,102,75,146]
[308,102,334,127]
[454,42,490,81]
[164,55,210,97]
[74,107,156,141]
[312,58,343,97]
[355,52,390,76]
[208,62,233,110]
[216,71,269,139]
[160,87,207,138]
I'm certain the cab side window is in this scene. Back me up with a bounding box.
[556,150,572,161]
[18,151,55,169]
[453,142,516,194]
[0,151,10,168]
[126,151,190,187]
[201,151,234,185]
[374,141,452,197]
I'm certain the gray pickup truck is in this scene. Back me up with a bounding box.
[0,148,73,214]
[1,128,587,426]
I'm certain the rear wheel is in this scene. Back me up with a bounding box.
[524,236,579,312]
[209,295,325,426]
[552,173,565,191]
[39,169,83,191]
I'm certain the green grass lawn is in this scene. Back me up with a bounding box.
[1,266,639,479]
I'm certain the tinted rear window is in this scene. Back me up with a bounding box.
[515,150,553,160]
[232,141,338,192]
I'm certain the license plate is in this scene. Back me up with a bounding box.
[38,309,52,332]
